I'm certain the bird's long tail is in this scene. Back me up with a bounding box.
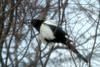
[63,40,88,63]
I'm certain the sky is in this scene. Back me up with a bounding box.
[1,0,100,67]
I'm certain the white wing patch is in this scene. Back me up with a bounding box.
[44,20,57,26]
[40,24,55,41]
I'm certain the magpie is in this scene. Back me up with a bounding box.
[31,19,88,63]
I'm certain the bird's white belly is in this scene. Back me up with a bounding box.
[40,24,55,40]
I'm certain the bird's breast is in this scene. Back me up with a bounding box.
[40,24,55,40]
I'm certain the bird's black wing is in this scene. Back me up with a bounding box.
[46,25,69,43]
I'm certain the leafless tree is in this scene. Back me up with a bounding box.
[0,0,99,67]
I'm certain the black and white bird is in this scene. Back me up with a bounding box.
[31,19,88,63]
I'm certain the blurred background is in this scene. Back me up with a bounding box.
[0,0,100,67]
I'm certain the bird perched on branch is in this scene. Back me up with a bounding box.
[31,19,88,63]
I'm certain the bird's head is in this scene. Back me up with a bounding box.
[31,19,44,31]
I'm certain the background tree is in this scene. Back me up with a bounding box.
[0,0,99,67]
